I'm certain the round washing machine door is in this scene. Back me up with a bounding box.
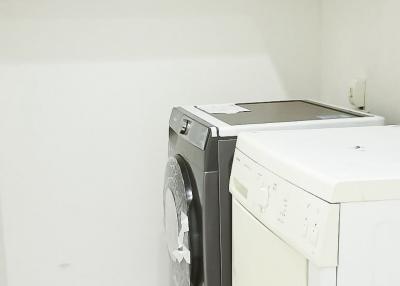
[163,155,202,286]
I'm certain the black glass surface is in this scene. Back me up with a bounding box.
[201,100,365,126]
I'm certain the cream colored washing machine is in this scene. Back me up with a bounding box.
[230,126,400,286]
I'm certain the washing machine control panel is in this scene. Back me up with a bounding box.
[230,149,340,267]
[169,108,210,150]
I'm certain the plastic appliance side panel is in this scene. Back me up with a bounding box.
[338,200,400,286]
[203,171,221,286]
[217,139,237,286]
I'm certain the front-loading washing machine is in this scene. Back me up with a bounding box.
[230,125,400,286]
[163,100,384,286]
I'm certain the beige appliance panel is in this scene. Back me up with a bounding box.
[232,199,307,286]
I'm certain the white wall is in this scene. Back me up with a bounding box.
[321,0,400,124]
[0,1,321,285]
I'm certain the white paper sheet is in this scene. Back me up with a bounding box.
[197,104,250,114]
[172,211,191,264]
[172,246,191,264]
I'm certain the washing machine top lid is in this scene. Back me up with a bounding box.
[182,100,384,137]
[236,125,400,203]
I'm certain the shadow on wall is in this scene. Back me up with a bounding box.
[0,0,321,100]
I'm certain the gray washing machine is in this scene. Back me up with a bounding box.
[163,100,384,286]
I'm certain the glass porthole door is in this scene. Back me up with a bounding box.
[163,155,202,286]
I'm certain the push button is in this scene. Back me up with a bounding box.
[258,186,270,211]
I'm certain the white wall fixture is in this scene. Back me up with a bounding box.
[348,78,366,110]
[321,0,400,123]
